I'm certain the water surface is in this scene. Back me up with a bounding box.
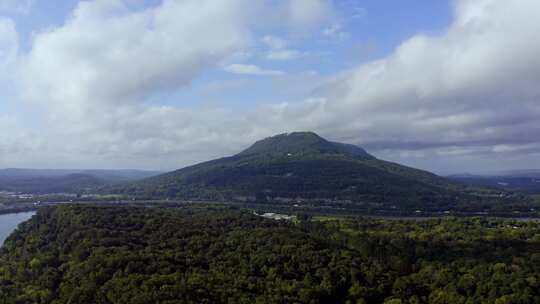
[0,212,35,246]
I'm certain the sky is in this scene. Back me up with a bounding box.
[0,0,539,175]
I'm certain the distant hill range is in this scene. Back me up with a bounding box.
[0,169,161,194]
[111,132,491,210]
[449,170,540,194]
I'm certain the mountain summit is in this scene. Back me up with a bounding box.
[238,132,374,160]
[115,132,468,210]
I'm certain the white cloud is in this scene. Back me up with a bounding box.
[261,35,305,61]
[322,23,349,41]
[266,49,306,61]
[305,0,540,167]
[203,79,248,94]
[224,64,285,76]
[5,0,260,169]
[0,0,33,14]
[284,0,334,34]
[0,18,17,69]
[261,35,287,49]
[4,0,540,173]
[20,0,252,115]
[0,0,320,169]
[18,0,333,116]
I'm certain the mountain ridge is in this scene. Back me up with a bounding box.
[111,132,476,210]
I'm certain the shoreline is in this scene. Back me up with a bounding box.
[0,207,38,216]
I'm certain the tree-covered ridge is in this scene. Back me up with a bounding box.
[2,205,540,303]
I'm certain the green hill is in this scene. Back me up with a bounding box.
[112,132,479,210]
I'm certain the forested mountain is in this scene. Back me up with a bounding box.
[112,132,481,210]
[2,205,540,303]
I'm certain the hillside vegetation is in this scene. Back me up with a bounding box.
[112,132,482,210]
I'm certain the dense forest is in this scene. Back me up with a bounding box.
[2,205,540,303]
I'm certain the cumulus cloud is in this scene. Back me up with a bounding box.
[305,0,540,169]
[224,64,285,76]
[3,0,540,173]
[2,0,335,169]
[7,0,262,169]
[20,0,252,115]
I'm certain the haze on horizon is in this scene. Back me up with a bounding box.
[0,0,538,175]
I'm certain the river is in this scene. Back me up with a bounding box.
[0,211,35,246]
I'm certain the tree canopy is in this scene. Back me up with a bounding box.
[1,205,540,303]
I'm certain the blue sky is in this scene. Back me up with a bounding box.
[1,0,540,174]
